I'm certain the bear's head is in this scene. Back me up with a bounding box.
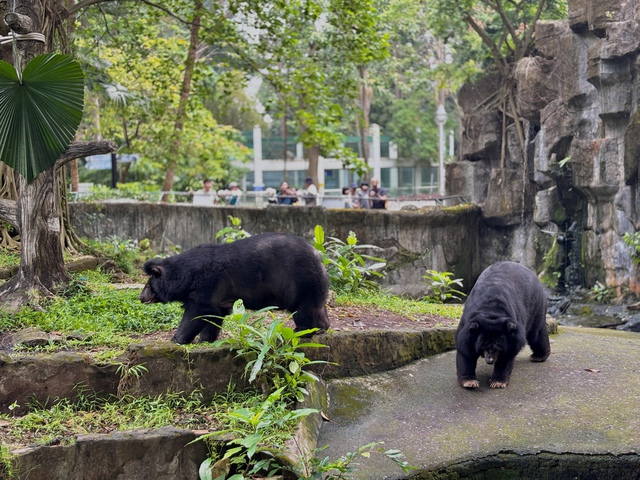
[469,319,519,364]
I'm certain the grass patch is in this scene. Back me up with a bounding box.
[0,271,181,353]
[0,387,293,451]
[336,290,463,322]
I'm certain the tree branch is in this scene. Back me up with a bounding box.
[55,139,117,169]
[67,0,117,16]
[0,199,17,228]
[4,12,35,34]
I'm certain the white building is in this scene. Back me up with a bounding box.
[235,124,446,197]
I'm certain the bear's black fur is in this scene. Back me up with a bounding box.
[140,232,330,344]
[455,261,550,389]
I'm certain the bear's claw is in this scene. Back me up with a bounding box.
[489,380,508,389]
[461,379,480,389]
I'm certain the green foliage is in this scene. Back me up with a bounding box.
[215,216,252,244]
[0,249,20,269]
[80,182,162,202]
[589,281,615,304]
[213,300,327,403]
[201,387,318,479]
[422,270,466,304]
[0,54,84,183]
[75,3,249,189]
[337,289,463,322]
[540,239,562,290]
[197,301,327,478]
[313,225,386,294]
[623,231,640,266]
[298,442,416,479]
[0,272,181,349]
[84,236,154,274]
[0,444,14,479]
[0,389,211,448]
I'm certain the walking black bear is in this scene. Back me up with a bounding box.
[140,232,330,344]
[455,261,551,389]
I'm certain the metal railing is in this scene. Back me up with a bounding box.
[70,189,469,210]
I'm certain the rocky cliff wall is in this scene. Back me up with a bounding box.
[448,0,640,298]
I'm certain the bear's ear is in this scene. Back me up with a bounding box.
[469,321,479,330]
[149,265,164,278]
[143,262,164,278]
[506,322,518,332]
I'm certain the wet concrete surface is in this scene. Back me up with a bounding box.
[316,327,640,479]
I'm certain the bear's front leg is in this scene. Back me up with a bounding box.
[172,302,210,344]
[489,355,516,388]
[456,351,480,389]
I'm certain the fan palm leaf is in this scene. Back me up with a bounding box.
[0,53,84,183]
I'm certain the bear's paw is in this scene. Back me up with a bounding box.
[461,379,480,389]
[489,379,508,389]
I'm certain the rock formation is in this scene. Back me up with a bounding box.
[449,0,640,297]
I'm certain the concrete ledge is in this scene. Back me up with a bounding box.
[11,426,208,480]
[1,328,456,414]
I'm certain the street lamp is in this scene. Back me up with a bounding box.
[435,104,447,196]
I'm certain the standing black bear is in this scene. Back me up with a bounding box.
[140,233,330,344]
[455,261,550,389]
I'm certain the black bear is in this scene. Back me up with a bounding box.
[140,232,330,344]
[455,261,550,389]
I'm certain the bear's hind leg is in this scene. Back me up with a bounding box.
[197,307,229,343]
[528,324,551,363]
[292,305,330,335]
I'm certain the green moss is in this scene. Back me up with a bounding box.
[442,204,477,214]
[577,305,593,316]
[329,383,374,422]
[540,239,561,289]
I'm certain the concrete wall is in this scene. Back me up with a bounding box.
[70,202,483,296]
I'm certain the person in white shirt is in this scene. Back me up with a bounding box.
[302,177,318,206]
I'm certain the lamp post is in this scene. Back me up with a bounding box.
[435,104,447,196]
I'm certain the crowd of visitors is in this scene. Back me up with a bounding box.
[192,177,388,209]
[342,177,387,209]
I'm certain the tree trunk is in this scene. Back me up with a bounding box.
[161,1,202,202]
[359,65,372,177]
[307,145,320,186]
[0,0,116,309]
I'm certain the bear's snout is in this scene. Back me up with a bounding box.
[484,351,496,364]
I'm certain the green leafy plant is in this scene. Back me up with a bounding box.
[215,216,252,243]
[0,443,14,479]
[0,272,181,350]
[623,231,640,265]
[85,236,154,274]
[115,362,149,398]
[297,442,416,479]
[200,387,318,480]
[213,300,327,402]
[423,270,466,303]
[1,388,212,449]
[589,281,615,304]
[196,301,328,479]
[0,53,84,182]
[313,225,386,293]
[558,156,572,168]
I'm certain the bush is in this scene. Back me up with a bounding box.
[312,225,386,294]
[423,270,466,304]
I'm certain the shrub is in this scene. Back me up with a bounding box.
[312,225,386,294]
[423,269,466,304]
